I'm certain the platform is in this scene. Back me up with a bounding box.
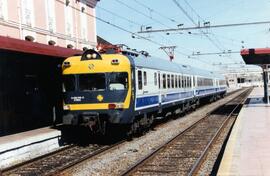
[218,87,270,175]
[0,127,61,169]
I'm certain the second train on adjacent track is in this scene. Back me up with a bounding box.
[61,48,227,135]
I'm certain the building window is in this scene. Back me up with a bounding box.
[0,0,7,20]
[65,2,73,36]
[143,71,147,86]
[21,0,34,26]
[138,70,142,90]
[46,0,56,32]
[80,0,88,40]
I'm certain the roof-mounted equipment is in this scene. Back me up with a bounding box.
[81,49,102,61]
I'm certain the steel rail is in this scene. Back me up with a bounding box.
[49,140,125,176]
[1,144,75,173]
[1,88,242,176]
[121,88,251,176]
[1,140,125,176]
[188,89,252,176]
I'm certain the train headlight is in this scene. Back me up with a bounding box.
[63,62,71,68]
[111,59,119,65]
[63,105,70,110]
[108,103,124,109]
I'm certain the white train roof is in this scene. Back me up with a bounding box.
[130,55,224,79]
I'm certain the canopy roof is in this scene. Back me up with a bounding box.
[0,35,82,58]
[241,48,270,65]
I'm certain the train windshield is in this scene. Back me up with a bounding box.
[63,75,76,92]
[79,73,106,91]
[108,72,128,90]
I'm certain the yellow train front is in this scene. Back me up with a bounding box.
[62,50,133,134]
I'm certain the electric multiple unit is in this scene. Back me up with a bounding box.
[62,49,227,135]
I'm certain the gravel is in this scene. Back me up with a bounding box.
[61,90,245,176]
[197,117,236,175]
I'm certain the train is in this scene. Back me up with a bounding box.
[61,47,227,136]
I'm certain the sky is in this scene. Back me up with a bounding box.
[95,0,270,72]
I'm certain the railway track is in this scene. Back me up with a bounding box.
[1,140,124,176]
[0,88,243,176]
[121,88,251,176]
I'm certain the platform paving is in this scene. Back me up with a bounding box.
[0,127,61,169]
[218,87,270,175]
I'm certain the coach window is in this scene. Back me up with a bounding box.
[163,74,166,89]
[182,76,185,88]
[179,75,181,88]
[79,73,105,91]
[182,76,184,88]
[158,73,161,89]
[109,72,128,90]
[63,75,76,92]
[154,72,157,86]
[138,70,142,90]
[143,71,147,86]
[171,75,174,88]
[167,74,171,88]
[175,75,178,88]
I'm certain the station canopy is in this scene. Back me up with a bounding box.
[241,48,270,65]
[0,35,82,58]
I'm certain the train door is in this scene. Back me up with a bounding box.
[142,69,149,95]
[136,68,143,95]
[158,71,161,104]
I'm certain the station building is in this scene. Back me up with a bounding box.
[0,0,98,49]
[224,71,263,88]
[0,0,100,136]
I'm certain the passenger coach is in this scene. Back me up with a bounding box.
[61,48,227,135]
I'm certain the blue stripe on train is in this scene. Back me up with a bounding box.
[162,91,193,103]
[136,87,226,109]
[195,88,216,95]
[136,95,159,108]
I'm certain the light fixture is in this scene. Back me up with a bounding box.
[25,35,35,42]
[81,7,85,12]
[63,61,71,68]
[67,44,74,49]
[111,59,119,65]
[48,40,56,46]
[177,24,184,28]
[146,26,152,30]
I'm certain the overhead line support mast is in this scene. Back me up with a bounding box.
[159,46,177,61]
